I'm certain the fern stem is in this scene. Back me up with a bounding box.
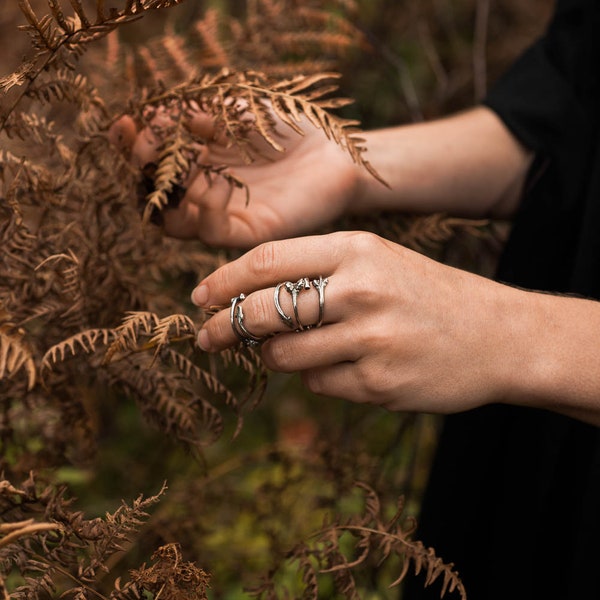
[309,524,418,557]
[0,523,61,549]
[29,555,111,600]
[0,55,53,133]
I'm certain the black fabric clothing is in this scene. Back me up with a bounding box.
[403,1,600,598]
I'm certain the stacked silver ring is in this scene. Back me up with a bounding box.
[274,276,328,331]
[230,276,329,347]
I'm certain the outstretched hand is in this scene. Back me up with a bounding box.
[190,231,531,414]
[110,107,360,248]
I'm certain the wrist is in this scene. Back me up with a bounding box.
[346,107,533,219]
[345,128,402,215]
[493,288,600,424]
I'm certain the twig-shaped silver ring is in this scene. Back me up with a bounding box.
[275,276,329,331]
[274,282,294,329]
[286,278,311,331]
[230,294,262,347]
[311,276,328,328]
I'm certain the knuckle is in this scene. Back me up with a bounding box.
[250,241,279,278]
[355,361,388,402]
[301,370,324,395]
[331,233,388,303]
[360,321,388,350]
[251,291,274,325]
[346,230,384,254]
[358,362,390,397]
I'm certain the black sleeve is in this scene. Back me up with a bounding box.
[483,0,600,156]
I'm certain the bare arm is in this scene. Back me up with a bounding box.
[351,106,534,219]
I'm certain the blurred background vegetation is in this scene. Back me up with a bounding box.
[0,0,553,598]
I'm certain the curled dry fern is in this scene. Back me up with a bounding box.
[40,311,266,446]
[136,68,385,223]
[130,542,211,600]
[0,0,186,128]
[0,325,36,391]
[0,474,201,600]
[248,483,467,600]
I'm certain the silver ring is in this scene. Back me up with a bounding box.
[287,278,311,331]
[276,276,329,332]
[274,282,294,329]
[311,276,328,328]
[230,294,262,347]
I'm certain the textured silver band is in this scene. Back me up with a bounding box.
[311,276,328,329]
[288,278,311,331]
[274,282,294,329]
[230,294,261,347]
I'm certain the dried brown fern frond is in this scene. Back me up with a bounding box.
[225,0,365,72]
[109,352,228,448]
[0,325,36,391]
[36,250,88,329]
[135,68,384,222]
[0,474,171,600]
[130,543,211,600]
[25,67,108,133]
[0,519,62,550]
[248,482,466,599]
[0,0,185,129]
[388,214,490,253]
[128,0,367,88]
[221,346,269,412]
[141,114,195,223]
[2,111,73,163]
[0,110,251,465]
[41,310,265,448]
[101,311,161,365]
[40,328,115,372]
[0,518,62,600]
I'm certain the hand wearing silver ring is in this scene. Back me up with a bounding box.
[191,231,535,416]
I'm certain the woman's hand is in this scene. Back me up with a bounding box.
[111,108,361,249]
[190,231,532,414]
[112,105,534,250]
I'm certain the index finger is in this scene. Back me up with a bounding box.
[191,232,350,307]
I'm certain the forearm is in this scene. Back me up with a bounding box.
[351,106,534,220]
[493,286,600,426]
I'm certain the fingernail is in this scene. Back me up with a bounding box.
[197,329,211,351]
[191,284,209,306]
